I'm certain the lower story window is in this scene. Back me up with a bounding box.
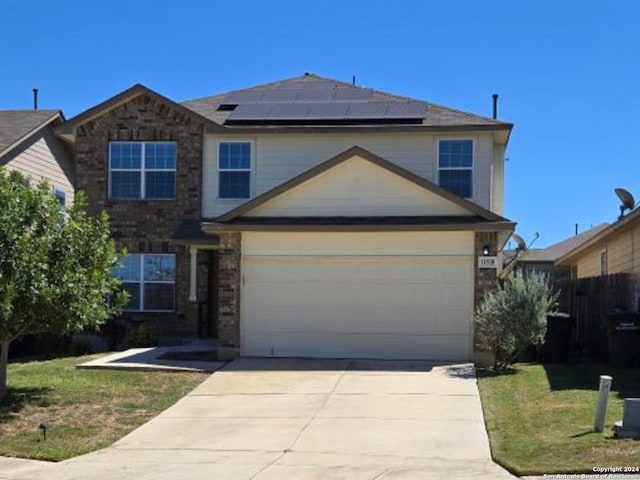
[114,253,176,312]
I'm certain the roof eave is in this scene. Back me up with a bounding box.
[203,220,516,233]
[55,84,226,140]
[0,111,63,158]
[556,210,640,266]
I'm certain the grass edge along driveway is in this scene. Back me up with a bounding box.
[477,362,640,476]
[0,354,209,461]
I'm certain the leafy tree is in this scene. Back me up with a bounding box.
[0,169,127,398]
[475,271,558,369]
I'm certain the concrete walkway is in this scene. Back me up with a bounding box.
[0,358,515,480]
[77,338,224,373]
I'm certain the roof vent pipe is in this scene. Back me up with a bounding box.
[492,93,498,119]
[32,88,38,110]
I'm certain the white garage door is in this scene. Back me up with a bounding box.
[241,232,474,361]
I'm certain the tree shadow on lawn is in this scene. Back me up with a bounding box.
[0,387,52,421]
[542,362,640,399]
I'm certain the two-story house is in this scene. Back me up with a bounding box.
[56,74,515,361]
[0,110,74,208]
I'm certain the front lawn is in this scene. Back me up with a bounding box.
[477,363,640,475]
[0,354,208,461]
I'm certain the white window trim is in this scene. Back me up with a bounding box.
[215,139,254,201]
[437,138,474,199]
[121,253,176,313]
[108,141,177,200]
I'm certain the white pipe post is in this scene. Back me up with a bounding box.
[594,375,613,432]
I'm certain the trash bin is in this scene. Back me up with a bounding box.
[605,312,640,367]
[542,312,573,363]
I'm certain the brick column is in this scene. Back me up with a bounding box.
[474,231,499,309]
[217,232,241,359]
[473,231,499,365]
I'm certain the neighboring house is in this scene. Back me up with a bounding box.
[0,110,74,207]
[505,224,608,282]
[55,74,515,360]
[557,209,640,309]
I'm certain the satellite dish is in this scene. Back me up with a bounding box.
[615,188,635,219]
[511,233,528,252]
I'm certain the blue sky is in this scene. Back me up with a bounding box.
[2,1,638,248]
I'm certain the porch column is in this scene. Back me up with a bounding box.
[189,246,198,302]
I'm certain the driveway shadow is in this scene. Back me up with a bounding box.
[218,357,481,373]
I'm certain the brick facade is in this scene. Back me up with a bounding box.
[474,231,499,309]
[217,233,241,358]
[74,94,205,336]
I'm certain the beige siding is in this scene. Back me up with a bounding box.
[243,231,474,256]
[1,127,74,204]
[576,250,603,278]
[202,132,496,218]
[491,143,505,215]
[573,224,640,279]
[249,155,470,217]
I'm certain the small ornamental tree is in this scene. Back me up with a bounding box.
[475,271,558,369]
[0,169,127,398]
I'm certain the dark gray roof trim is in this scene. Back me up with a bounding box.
[203,217,515,233]
[171,220,219,246]
[216,145,508,223]
[57,84,225,136]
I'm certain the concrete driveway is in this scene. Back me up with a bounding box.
[0,358,515,480]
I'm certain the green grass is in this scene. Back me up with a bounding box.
[0,354,209,461]
[477,362,640,476]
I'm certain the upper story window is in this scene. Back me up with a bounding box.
[218,141,251,199]
[438,139,473,198]
[109,142,176,200]
[113,253,176,312]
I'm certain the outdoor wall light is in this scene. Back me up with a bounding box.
[482,245,491,256]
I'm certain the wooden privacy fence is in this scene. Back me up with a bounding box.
[551,273,631,355]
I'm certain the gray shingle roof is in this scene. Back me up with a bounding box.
[0,110,61,155]
[507,223,610,263]
[182,74,511,128]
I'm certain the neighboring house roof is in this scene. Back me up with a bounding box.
[557,210,640,266]
[182,73,513,132]
[507,223,610,264]
[0,110,63,158]
[206,146,515,232]
[55,84,225,137]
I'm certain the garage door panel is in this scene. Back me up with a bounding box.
[244,332,471,361]
[242,251,473,360]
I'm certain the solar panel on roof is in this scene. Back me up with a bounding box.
[265,103,310,119]
[295,89,336,102]
[333,87,373,101]
[230,104,272,120]
[385,102,426,118]
[345,102,389,118]
[307,103,350,118]
[227,101,426,122]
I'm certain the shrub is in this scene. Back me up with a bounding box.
[71,339,92,356]
[475,271,558,369]
[123,324,158,348]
